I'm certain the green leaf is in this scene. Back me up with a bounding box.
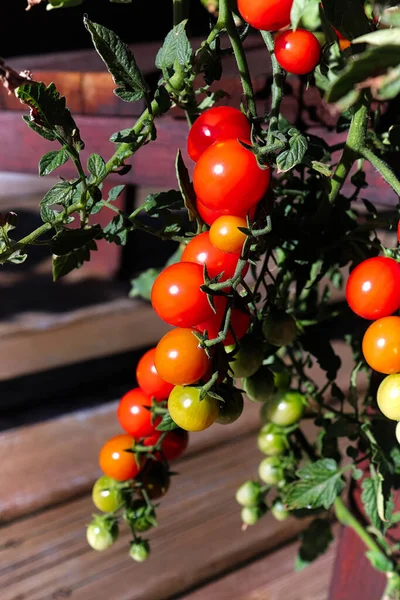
[361,476,381,531]
[326,46,400,103]
[84,17,148,103]
[108,185,125,201]
[41,181,74,208]
[109,128,138,144]
[50,225,102,255]
[17,82,84,151]
[322,0,371,40]
[22,115,56,141]
[285,459,346,510]
[52,240,97,281]
[38,149,69,176]
[156,21,192,71]
[365,551,394,574]
[276,133,308,173]
[291,0,319,31]
[87,154,106,179]
[129,268,160,301]
[143,189,184,217]
[295,518,333,570]
[353,29,400,46]
[175,149,198,222]
[102,214,128,245]
[154,85,172,115]
[155,412,179,431]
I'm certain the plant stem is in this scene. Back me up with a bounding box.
[334,496,386,557]
[260,31,285,144]
[360,147,400,198]
[382,573,400,600]
[216,0,257,118]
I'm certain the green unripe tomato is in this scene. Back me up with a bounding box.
[258,456,284,486]
[262,311,297,346]
[216,389,244,425]
[396,422,400,444]
[129,540,150,562]
[261,390,306,426]
[226,337,264,379]
[124,501,155,533]
[241,505,265,526]
[271,500,289,522]
[243,366,275,403]
[257,424,288,456]
[92,475,123,513]
[235,480,262,507]
[273,369,291,390]
[377,374,400,421]
[86,517,118,551]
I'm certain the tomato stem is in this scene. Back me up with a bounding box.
[360,146,400,198]
[260,31,285,146]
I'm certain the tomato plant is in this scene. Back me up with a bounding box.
[6,0,400,586]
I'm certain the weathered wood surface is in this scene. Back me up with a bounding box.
[185,530,338,600]
[0,428,311,600]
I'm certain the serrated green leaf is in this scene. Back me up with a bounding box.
[276,134,308,173]
[295,518,333,571]
[40,204,61,224]
[365,551,394,573]
[291,0,319,31]
[361,477,381,531]
[87,153,106,179]
[109,128,138,143]
[129,268,160,300]
[143,189,184,217]
[108,185,125,201]
[102,213,128,245]
[84,17,148,103]
[38,149,69,176]
[353,29,400,46]
[22,115,56,141]
[175,150,198,222]
[285,459,345,510]
[155,412,179,431]
[52,240,97,281]
[322,0,371,40]
[41,181,74,207]
[50,225,102,255]
[326,45,400,103]
[156,21,192,71]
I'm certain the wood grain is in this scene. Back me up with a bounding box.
[0,431,310,600]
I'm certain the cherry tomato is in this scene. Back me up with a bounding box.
[193,139,270,215]
[262,390,305,426]
[274,30,321,75]
[210,215,248,255]
[346,257,400,320]
[362,316,400,374]
[196,295,250,346]
[257,424,288,455]
[99,434,143,482]
[258,456,284,486]
[137,460,170,499]
[92,475,123,513]
[237,0,293,32]
[197,198,257,225]
[243,366,275,403]
[226,336,264,378]
[241,505,265,525]
[187,106,251,162]
[144,428,189,461]
[136,348,174,401]
[151,261,214,328]
[129,540,150,562]
[168,385,219,431]
[87,517,118,551]
[398,221,400,244]
[377,374,400,421]
[181,231,247,282]
[396,422,400,444]
[271,499,289,521]
[117,388,160,439]
[155,328,211,385]
[235,480,262,506]
[263,311,297,346]
[216,389,244,424]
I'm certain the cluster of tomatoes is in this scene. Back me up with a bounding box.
[346,255,400,440]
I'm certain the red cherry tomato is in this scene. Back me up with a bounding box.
[181,231,247,281]
[237,0,293,31]
[151,261,214,327]
[274,30,321,75]
[196,296,251,346]
[193,139,270,215]
[398,221,400,244]
[346,257,400,320]
[154,328,211,385]
[99,434,143,482]
[136,348,174,401]
[197,198,257,225]
[362,316,400,374]
[187,106,251,162]
[144,428,189,461]
[117,388,160,438]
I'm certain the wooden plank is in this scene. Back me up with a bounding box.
[0,432,310,600]
[0,399,261,523]
[184,530,338,600]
